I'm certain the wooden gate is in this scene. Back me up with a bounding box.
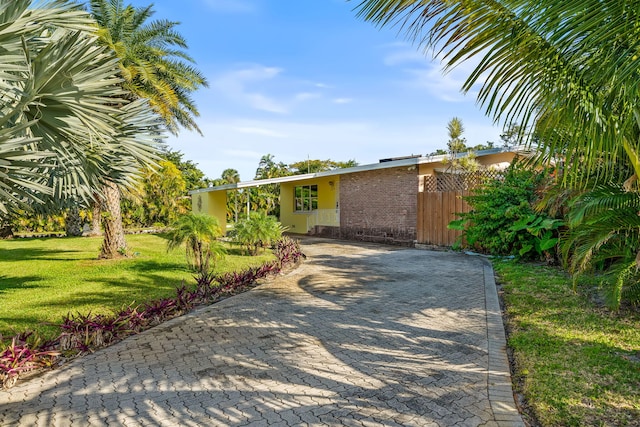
[417,171,503,246]
[417,190,470,246]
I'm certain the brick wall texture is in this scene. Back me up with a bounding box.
[338,167,418,245]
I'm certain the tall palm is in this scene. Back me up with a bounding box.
[0,1,159,223]
[88,0,208,133]
[87,0,208,258]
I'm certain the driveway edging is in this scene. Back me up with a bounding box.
[483,260,526,426]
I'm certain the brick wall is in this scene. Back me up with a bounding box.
[339,167,418,245]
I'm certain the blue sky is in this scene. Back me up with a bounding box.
[131,0,504,181]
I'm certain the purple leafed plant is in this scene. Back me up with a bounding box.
[0,337,60,389]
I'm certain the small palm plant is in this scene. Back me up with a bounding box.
[166,213,225,273]
[562,183,640,309]
[232,212,285,256]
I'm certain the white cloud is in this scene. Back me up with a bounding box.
[382,44,485,103]
[383,49,426,66]
[213,65,288,113]
[294,92,321,102]
[212,65,328,114]
[333,98,353,104]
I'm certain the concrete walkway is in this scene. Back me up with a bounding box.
[0,238,524,426]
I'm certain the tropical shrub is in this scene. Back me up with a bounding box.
[561,184,640,309]
[166,213,226,272]
[449,162,560,260]
[232,211,285,255]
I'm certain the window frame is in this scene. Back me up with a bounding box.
[294,184,318,212]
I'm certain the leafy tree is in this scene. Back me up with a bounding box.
[166,213,225,273]
[561,184,640,309]
[88,0,207,133]
[161,149,209,191]
[88,0,207,258]
[251,155,290,217]
[255,155,289,180]
[288,159,358,175]
[217,168,241,222]
[0,0,160,235]
[121,160,190,228]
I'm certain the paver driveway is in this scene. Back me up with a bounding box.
[0,238,523,426]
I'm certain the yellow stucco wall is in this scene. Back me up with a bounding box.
[191,190,227,232]
[280,176,339,234]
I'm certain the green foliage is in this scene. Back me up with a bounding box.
[561,184,640,309]
[0,0,161,216]
[446,117,467,155]
[121,160,189,228]
[89,0,208,134]
[161,149,210,191]
[166,213,225,272]
[231,212,285,256]
[450,162,558,259]
[288,158,358,175]
[509,215,564,258]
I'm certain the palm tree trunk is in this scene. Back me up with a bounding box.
[0,221,14,239]
[65,205,83,237]
[99,181,127,258]
[87,198,102,236]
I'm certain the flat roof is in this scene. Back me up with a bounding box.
[189,145,530,195]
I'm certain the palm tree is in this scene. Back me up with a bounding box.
[561,184,640,309]
[354,0,640,184]
[87,0,208,258]
[166,213,225,273]
[0,1,159,227]
[221,169,241,223]
[88,0,207,133]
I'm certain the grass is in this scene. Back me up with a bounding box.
[0,234,274,342]
[493,259,640,426]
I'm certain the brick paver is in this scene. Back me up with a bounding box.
[0,238,524,426]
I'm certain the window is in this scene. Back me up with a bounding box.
[294,184,318,212]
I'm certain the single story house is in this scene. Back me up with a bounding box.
[190,146,528,246]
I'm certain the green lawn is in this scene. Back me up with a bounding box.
[0,234,273,341]
[493,260,640,426]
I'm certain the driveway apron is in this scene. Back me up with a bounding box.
[0,238,523,426]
